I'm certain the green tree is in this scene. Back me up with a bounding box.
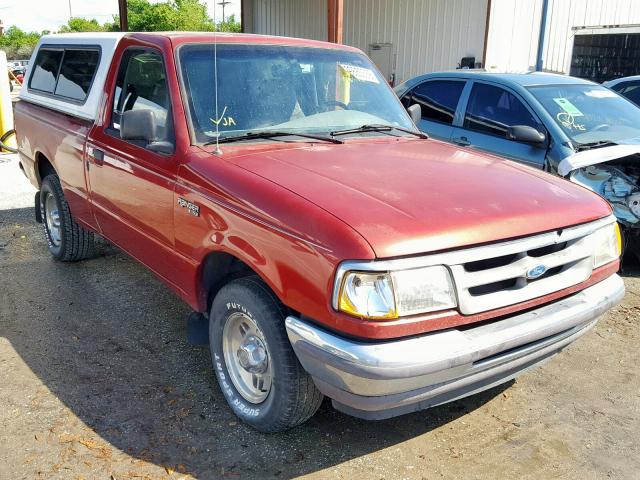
[0,0,242,61]
[107,0,219,32]
[59,18,106,33]
[0,26,41,59]
[217,14,242,33]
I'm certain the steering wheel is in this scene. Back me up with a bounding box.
[325,100,349,110]
[592,123,610,131]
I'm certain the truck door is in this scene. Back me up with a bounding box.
[86,47,180,284]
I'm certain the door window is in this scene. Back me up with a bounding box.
[405,80,465,125]
[109,49,173,149]
[464,83,538,137]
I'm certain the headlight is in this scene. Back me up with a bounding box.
[592,222,622,268]
[336,265,457,320]
[338,272,396,319]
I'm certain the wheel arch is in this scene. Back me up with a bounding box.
[197,249,284,315]
[35,151,57,187]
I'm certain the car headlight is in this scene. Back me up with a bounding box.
[336,265,457,320]
[592,221,622,268]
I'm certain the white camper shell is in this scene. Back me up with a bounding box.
[20,33,125,121]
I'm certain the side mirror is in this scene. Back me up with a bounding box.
[121,109,157,142]
[407,103,422,124]
[506,125,546,145]
[121,109,175,154]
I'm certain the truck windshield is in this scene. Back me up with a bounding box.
[528,84,640,147]
[178,43,414,143]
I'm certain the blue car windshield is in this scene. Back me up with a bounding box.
[528,84,640,145]
[178,44,414,143]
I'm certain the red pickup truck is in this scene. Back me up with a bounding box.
[16,32,624,432]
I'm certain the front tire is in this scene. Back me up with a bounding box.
[209,276,323,432]
[40,174,95,261]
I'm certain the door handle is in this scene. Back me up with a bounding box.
[89,147,104,166]
[453,136,470,147]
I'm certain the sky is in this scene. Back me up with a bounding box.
[0,0,241,33]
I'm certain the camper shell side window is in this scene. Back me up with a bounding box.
[28,45,101,105]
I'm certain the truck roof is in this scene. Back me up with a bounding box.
[19,32,359,121]
[36,31,357,48]
[160,31,360,51]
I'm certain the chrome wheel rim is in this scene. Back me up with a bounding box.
[44,192,61,247]
[222,312,272,404]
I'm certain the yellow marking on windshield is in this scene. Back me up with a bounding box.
[210,106,229,126]
[337,65,351,106]
[210,106,236,128]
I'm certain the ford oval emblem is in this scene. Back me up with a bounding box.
[526,264,547,280]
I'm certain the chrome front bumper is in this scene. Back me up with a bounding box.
[285,274,625,420]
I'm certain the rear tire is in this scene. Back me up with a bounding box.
[209,276,323,432]
[40,174,95,261]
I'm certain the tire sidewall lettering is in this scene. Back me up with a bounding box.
[225,302,253,319]
[213,303,264,419]
[213,348,261,417]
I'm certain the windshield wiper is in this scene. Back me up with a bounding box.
[574,140,617,151]
[330,124,429,139]
[205,130,343,145]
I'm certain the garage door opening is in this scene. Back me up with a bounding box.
[570,32,640,83]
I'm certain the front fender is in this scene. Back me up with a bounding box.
[173,156,375,326]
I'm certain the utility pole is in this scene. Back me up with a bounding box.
[118,0,128,32]
[68,0,72,18]
[217,1,231,22]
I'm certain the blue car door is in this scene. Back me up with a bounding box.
[400,79,467,141]
[451,81,548,168]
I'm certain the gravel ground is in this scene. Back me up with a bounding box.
[1,156,639,479]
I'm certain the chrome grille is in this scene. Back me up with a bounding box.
[450,232,595,315]
[332,216,614,317]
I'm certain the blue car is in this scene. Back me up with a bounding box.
[603,75,640,107]
[395,71,640,253]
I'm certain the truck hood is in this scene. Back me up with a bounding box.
[558,144,640,176]
[225,139,611,258]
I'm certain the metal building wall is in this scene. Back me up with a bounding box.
[483,0,543,72]
[485,0,640,73]
[243,0,640,78]
[343,0,489,84]
[544,0,640,74]
[243,0,328,41]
